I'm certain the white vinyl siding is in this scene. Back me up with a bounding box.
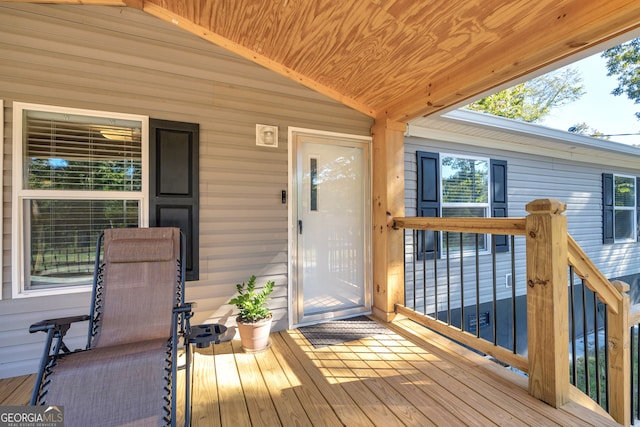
[0,4,372,378]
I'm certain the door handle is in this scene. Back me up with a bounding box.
[298,220,303,234]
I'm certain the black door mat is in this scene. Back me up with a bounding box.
[298,315,390,349]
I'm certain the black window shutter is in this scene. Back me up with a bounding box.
[602,173,614,243]
[602,173,614,244]
[417,151,440,259]
[491,159,509,253]
[149,119,200,281]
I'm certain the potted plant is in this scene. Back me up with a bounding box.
[229,275,275,352]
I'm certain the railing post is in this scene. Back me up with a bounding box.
[609,280,631,427]
[371,118,405,321]
[525,199,569,407]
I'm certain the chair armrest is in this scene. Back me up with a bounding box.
[173,302,195,314]
[29,315,90,334]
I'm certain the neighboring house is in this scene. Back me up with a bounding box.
[404,109,640,350]
[0,4,372,378]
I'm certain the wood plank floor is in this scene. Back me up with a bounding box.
[0,318,620,426]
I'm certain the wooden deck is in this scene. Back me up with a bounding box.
[0,318,619,426]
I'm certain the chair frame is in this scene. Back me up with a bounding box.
[29,229,196,426]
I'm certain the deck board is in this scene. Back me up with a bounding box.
[0,319,621,427]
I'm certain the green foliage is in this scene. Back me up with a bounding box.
[602,37,640,120]
[229,275,275,323]
[571,348,608,407]
[466,68,584,122]
[567,122,610,139]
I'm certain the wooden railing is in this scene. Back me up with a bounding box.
[393,199,632,426]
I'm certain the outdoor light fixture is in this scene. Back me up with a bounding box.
[256,124,278,147]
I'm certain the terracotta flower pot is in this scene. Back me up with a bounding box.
[236,315,272,352]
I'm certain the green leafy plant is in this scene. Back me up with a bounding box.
[229,275,275,323]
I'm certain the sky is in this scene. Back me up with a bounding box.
[539,51,640,146]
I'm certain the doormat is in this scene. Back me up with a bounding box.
[298,316,390,349]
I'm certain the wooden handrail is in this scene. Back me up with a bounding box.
[392,217,527,235]
[567,235,622,314]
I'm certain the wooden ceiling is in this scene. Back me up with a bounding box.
[14,0,640,122]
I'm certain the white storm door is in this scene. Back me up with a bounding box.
[292,130,371,326]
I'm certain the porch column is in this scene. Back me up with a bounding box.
[525,199,569,407]
[371,118,405,322]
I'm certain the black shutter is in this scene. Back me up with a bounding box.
[491,159,509,253]
[602,173,614,244]
[149,119,200,281]
[417,151,440,259]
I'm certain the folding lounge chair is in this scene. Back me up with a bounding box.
[29,227,211,427]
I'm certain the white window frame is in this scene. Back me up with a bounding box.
[12,102,149,298]
[439,153,491,256]
[613,173,637,244]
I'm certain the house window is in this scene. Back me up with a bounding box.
[602,173,639,244]
[441,155,490,254]
[417,151,508,259]
[13,103,148,296]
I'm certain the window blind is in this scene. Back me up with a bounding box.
[25,112,142,192]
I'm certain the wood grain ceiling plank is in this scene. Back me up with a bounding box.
[143,0,378,116]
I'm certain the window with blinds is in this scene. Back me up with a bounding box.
[14,103,147,294]
[441,155,490,254]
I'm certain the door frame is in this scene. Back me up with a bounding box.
[287,127,373,328]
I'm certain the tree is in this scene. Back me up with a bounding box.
[466,68,585,122]
[567,122,610,140]
[602,37,640,120]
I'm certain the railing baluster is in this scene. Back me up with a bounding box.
[569,267,577,386]
[446,232,451,326]
[511,235,516,354]
[459,232,464,332]
[636,324,639,422]
[423,230,427,314]
[581,279,590,395]
[412,229,417,310]
[593,291,601,406]
[475,233,480,338]
[631,325,637,424]
[492,237,497,346]
[603,307,609,413]
[637,324,640,422]
[434,231,439,320]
